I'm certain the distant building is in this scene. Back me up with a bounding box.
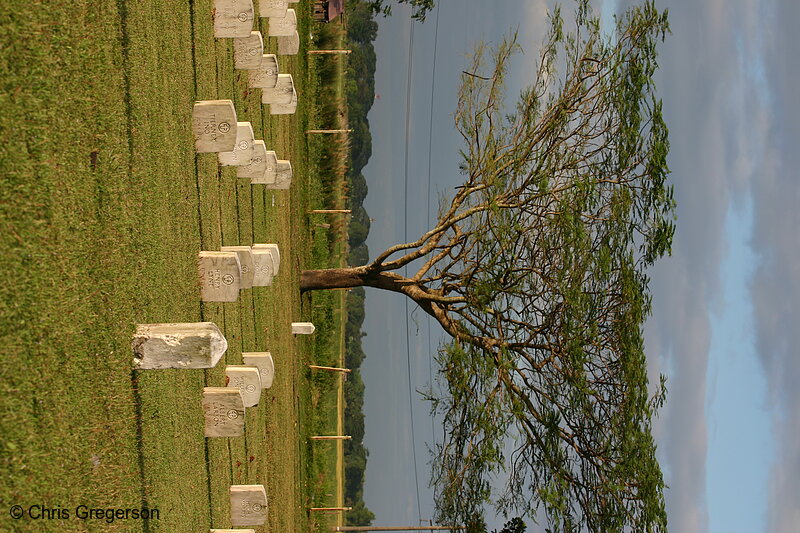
[313,0,345,22]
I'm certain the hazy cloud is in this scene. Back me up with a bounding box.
[750,3,800,531]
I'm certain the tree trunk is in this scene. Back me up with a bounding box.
[300,267,414,294]
[300,267,462,341]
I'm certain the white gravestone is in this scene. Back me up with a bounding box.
[236,140,269,179]
[291,322,315,335]
[248,54,279,89]
[225,365,262,407]
[214,0,255,38]
[261,74,294,105]
[268,8,296,36]
[250,247,274,286]
[132,322,228,369]
[270,87,296,115]
[203,387,245,437]
[218,122,255,166]
[249,150,278,185]
[260,0,288,18]
[219,246,255,289]
[193,100,238,153]
[277,31,300,55]
[230,485,268,526]
[262,160,291,189]
[233,31,264,70]
[199,251,242,302]
[252,243,280,275]
[242,352,275,388]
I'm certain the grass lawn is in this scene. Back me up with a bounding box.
[0,1,345,531]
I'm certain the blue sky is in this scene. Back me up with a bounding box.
[358,1,798,531]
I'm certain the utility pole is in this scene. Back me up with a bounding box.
[332,527,466,532]
[306,129,354,134]
[308,49,352,55]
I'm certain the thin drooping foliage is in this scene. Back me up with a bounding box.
[302,1,673,531]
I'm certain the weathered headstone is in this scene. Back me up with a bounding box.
[268,9,296,37]
[225,365,262,407]
[233,31,264,70]
[250,246,275,286]
[263,160,292,189]
[252,243,280,275]
[260,0,288,18]
[236,140,268,179]
[218,121,255,166]
[219,246,254,289]
[214,0,255,38]
[203,387,245,437]
[230,485,268,526]
[199,251,242,302]
[249,150,278,185]
[193,100,238,153]
[270,87,297,115]
[252,248,275,287]
[261,74,294,105]
[248,54,279,89]
[132,322,228,369]
[242,352,275,388]
[291,322,315,335]
[277,30,300,55]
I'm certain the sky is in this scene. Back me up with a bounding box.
[358,1,799,532]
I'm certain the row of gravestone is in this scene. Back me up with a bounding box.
[131,319,315,526]
[132,3,311,529]
[132,321,315,431]
[200,243,280,302]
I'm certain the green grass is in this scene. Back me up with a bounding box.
[0,1,344,532]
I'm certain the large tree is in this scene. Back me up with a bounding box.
[303,1,673,531]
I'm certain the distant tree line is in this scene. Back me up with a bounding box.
[342,0,377,526]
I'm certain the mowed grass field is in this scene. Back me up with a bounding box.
[0,1,345,532]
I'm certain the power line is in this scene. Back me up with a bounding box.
[425,0,442,459]
[402,18,423,523]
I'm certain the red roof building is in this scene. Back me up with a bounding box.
[313,0,345,22]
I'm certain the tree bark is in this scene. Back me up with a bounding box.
[300,267,416,294]
[300,267,464,342]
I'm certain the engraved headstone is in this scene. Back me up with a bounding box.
[270,87,297,115]
[242,352,275,388]
[199,251,242,302]
[249,150,278,185]
[218,122,255,166]
[234,31,264,70]
[261,74,294,105]
[268,9,297,37]
[236,140,268,179]
[263,160,291,189]
[291,322,315,335]
[248,54,279,88]
[277,31,300,55]
[260,0,288,18]
[219,246,254,289]
[193,100,238,153]
[214,0,255,38]
[132,322,228,369]
[252,243,280,275]
[230,485,268,526]
[203,387,245,437]
[250,247,274,286]
[225,365,262,407]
